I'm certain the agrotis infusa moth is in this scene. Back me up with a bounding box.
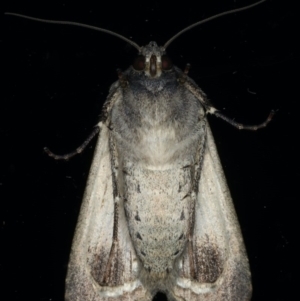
[6,1,273,300]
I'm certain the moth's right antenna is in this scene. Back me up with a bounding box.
[4,12,141,51]
[164,0,266,49]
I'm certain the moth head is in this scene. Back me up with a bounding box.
[132,42,173,78]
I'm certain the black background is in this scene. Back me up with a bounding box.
[1,0,298,300]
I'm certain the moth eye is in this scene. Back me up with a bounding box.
[161,55,173,70]
[133,55,146,70]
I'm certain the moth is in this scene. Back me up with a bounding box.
[6,1,273,300]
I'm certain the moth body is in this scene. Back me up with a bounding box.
[111,42,203,280]
[64,42,252,300]
[5,3,270,300]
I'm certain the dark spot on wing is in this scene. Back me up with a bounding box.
[135,212,141,221]
[193,239,223,283]
[122,168,130,175]
[136,232,142,240]
[180,210,185,220]
[90,247,125,286]
[181,194,190,200]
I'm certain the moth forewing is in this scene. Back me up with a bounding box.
[65,122,149,300]
[173,124,251,299]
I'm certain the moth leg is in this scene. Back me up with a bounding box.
[44,83,122,160]
[117,69,128,88]
[101,82,122,122]
[44,126,100,160]
[177,64,191,85]
[212,109,274,130]
[183,78,274,130]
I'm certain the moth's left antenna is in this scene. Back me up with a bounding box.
[4,12,141,51]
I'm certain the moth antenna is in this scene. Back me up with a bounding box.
[164,0,266,49]
[4,12,141,51]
